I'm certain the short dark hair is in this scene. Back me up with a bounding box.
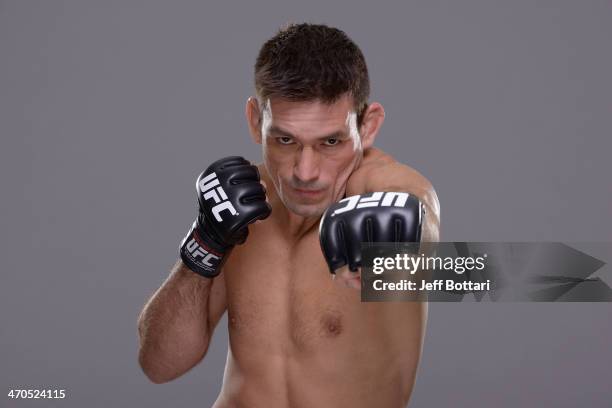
[254,23,370,123]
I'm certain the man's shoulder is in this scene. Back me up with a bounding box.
[347,147,435,193]
[346,147,440,215]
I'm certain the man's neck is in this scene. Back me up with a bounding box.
[274,202,321,240]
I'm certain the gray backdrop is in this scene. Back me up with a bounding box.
[1,1,610,407]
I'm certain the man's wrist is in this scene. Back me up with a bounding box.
[179,220,229,278]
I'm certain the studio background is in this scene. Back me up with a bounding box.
[1,1,610,407]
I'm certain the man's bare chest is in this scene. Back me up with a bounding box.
[222,226,362,352]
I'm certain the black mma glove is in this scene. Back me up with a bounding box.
[319,192,424,273]
[180,156,271,278]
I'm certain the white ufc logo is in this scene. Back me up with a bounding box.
[199,172,238,222]
[331,192,410,217]
[185,238,220,267]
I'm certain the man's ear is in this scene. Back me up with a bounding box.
[245,97,262,144]
[359,102,385,149]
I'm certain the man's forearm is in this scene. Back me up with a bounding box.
[137,260,214,383]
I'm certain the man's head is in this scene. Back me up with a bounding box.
[246,23,385,217]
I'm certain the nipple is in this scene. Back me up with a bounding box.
[321,312,343,337]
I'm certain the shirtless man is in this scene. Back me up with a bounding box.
[137,23,440,407]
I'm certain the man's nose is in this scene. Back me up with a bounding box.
[294,147,320,183]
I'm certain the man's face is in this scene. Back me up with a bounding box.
[259,95,363,218]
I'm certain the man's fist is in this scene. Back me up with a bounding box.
[319,192,424,276]
[180,156,271,278]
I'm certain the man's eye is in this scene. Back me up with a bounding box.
[324,138,341,146]
[277,137,294,145]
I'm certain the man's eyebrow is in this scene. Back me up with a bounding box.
[268,126,294,138]
[268,126,348,140]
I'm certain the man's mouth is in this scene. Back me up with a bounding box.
[292,186,325,197]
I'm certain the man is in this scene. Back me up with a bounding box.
[137,23,440,407]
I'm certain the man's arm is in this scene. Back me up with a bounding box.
[336,151,439,400]
[365,161,440,242]
[347,151,440,242]
[137,156,270,383]
[354,157,438,403]
[137,260,227,384]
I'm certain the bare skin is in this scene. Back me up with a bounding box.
[138,95,440,408]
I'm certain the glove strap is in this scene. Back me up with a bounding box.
[179,220,230,278]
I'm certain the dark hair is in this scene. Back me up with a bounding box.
[254,23,370,123]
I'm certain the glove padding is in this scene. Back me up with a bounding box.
[319,192,424,273]
[180,156,271,277]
